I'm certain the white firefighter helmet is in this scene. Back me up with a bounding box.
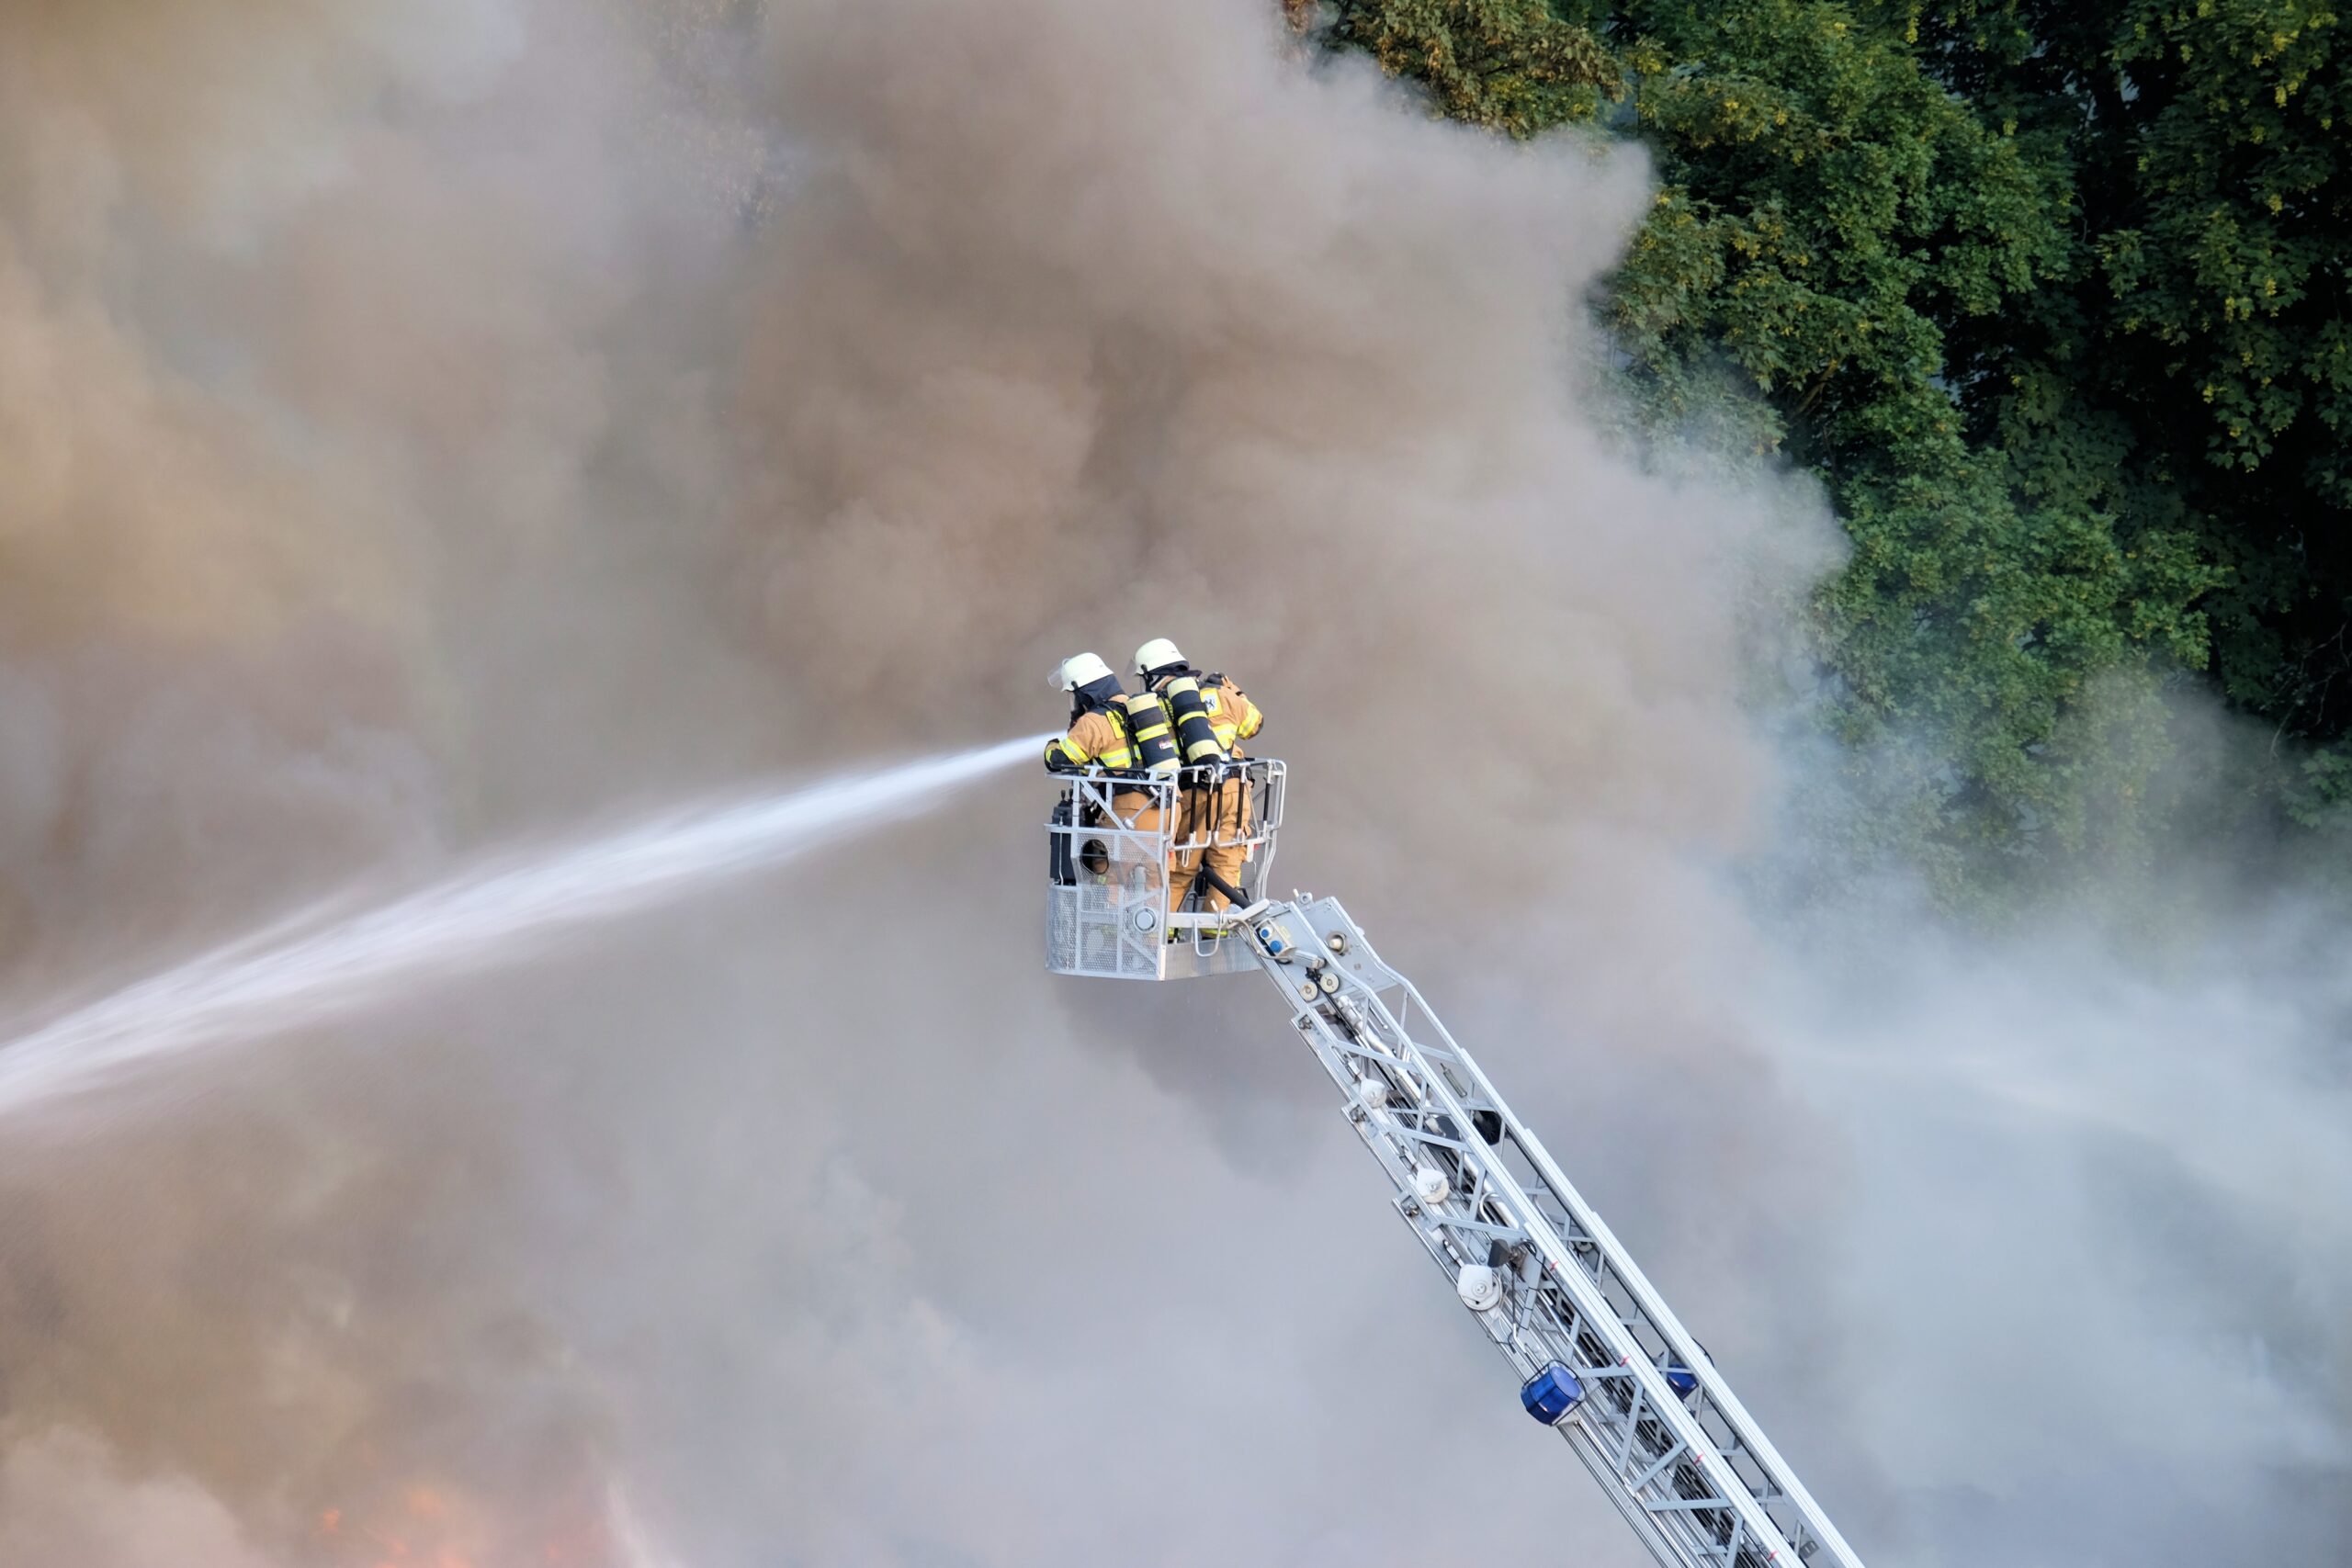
[1133,637,1185,679]
[1053,651,1116,693]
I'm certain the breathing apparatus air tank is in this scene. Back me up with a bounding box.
[1155,673,1228,767]
[1116,692,1181,776]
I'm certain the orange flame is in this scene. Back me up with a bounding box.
[310,1472,621,1568]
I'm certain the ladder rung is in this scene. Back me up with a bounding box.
[1644,1495,1736,1515]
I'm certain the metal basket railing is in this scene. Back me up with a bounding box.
[1045,759,1285,981]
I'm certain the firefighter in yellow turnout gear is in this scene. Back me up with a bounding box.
[1046,651,1181,903]
[1133,637,1264,920]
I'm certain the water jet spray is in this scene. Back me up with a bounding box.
[0,734,1046,1118]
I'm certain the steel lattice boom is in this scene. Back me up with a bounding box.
[1044,765,1867,1568]
[1244,896,1864,1568]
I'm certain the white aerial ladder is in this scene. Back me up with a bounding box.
[1047,761,1868,1568]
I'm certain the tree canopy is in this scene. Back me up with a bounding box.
[1324,0,2352,890]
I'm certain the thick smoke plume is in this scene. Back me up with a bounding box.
[0,1,2340,1565]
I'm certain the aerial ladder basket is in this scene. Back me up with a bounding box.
[1044,760,1868,1568]
[1044,759,1287,981]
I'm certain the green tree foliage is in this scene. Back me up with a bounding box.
[1327,0,2352,880]
[1327,1,1619,133]
[1598,2,2198,873]
[1890,1,2352,820]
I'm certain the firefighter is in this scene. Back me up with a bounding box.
[1046,652,1180,905]
[1132,637,1264,918]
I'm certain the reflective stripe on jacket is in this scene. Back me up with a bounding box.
[1044,708,1136,771]
[1202,677,1262,754]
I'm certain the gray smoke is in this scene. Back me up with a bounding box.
[0,1,2340,1565]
